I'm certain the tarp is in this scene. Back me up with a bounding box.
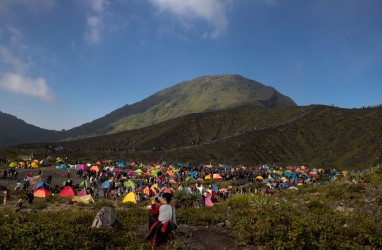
[34,188,51,197]
[28,175,41,186]
[60,186,78,197]
[122,192,137,203]
[72,194,95,204]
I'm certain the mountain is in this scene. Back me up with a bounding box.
[16,105,382,168]
[0,74,296,147]
[0,111,60,147]
[61,74,296,139]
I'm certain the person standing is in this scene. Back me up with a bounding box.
[3,190,7,205]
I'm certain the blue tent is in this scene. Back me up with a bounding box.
[189,171,197,178]
[211,185,219,192]
[55,164,67,169]
[34,181,49,190]
[101,181,111,189]
[116,161,125,167]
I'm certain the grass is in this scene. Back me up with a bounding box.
[1,166,381,249]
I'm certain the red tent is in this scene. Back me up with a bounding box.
[59,186,78,197]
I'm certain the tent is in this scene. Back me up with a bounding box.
[31,162,39,169]
[77,164,88,171]
[101,181,111,189]
[143,186,150,196]
[205,196,214,207]
[78,189,89,196]
[72,194,95,204]
[60,186,78,197]
[9,162,18,168]
[204,175,211,180]
[90,166,99,173]
[122,192,137,203]
[124,180,137,189]
[33,181,49,191]
[212,174,223,180]
[34,188,51,197]
[56,164,67,169]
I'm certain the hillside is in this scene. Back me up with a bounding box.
[0,74,296,146]
[61,74,296,139]
[0,111,60,147]
[16,105,382,169]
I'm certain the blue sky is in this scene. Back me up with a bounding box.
[0,0,381,130]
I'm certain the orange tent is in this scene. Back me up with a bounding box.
[34,189,51,198]
[143,186,150,196]
[166,170,174,176]
[90,166,99,173]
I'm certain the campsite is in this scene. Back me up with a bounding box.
[0,156,382,249]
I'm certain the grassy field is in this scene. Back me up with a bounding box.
[1,166,381,249]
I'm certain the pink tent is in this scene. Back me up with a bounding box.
[213,174,223,180]
[205,197,214,207]
[77,164,88,171]
[78,189,89,196]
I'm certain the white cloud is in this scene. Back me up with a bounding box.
[0,73,53,101]
[0,46,29,73]
[150,0,231,39]
[90,0,109,12]
[82,0,109,45]
[84,16,102,45]
[7,26,23,42]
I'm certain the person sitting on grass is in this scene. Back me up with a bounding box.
[145,193,177,247]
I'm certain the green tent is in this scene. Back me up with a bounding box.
[124,180,137,189]
[9,162,18,168]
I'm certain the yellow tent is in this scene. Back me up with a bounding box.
[72,194,95,204]
[31,162,39,169]
[122,192,137,204]
[204,175,211,180]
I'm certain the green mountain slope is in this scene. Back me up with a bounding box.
[0,74,296,146]
[63,74,296,138]
[20,105,382,168]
